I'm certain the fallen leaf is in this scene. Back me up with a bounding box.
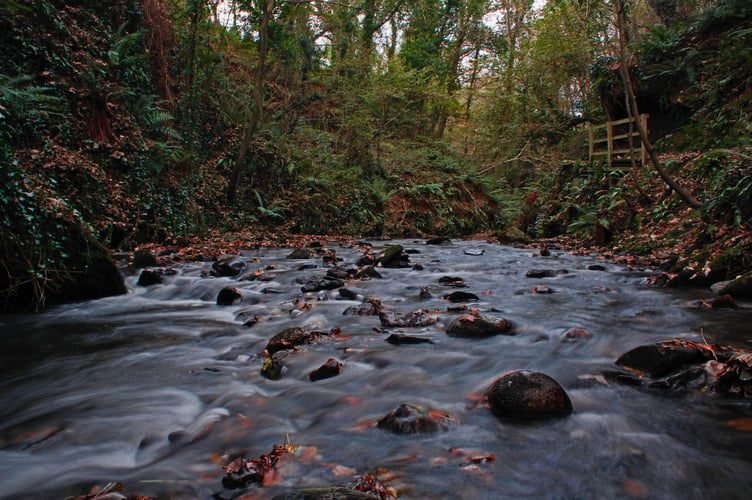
[331,464,357,476]
[623,479,644,497]
[728,418,752,432]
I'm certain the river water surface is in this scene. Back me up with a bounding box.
[1,240,751,499]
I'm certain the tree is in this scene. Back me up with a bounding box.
[614,0,702,209]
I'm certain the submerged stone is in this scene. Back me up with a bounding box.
[272,488,377,500]
[386,333,434,345]
[377,403,450,434]
[444,291,479,302]
[309,358,342,381]
[525,269,557,278]
[487,370,573,419]
[343,301,381,316]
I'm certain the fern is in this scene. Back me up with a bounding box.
[254,190,286,221]
[132,95,181,141]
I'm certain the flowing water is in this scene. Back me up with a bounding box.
[1,240,751,499]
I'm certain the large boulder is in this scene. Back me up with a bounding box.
[487,371,573,419]
[711,272,752,299]
[616,341,706,378]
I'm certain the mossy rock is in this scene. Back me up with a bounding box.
[711,272,752,299]
[496,227,530,244]
[378,244,405,267]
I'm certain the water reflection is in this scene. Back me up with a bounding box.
[0,240,750,499]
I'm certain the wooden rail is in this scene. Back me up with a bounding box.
[588,114,648,170]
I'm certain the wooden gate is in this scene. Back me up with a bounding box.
[588,114,649,169]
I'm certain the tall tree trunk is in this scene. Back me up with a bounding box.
[614,0,702,210]
[227,0,275,205]
[185,0,203,150]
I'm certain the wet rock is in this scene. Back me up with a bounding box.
[355,266,382,279]
[377,403,449,434]
[446,314,513,338]
[561,328,591,343]
[539,248,551,257]
[464,248,485,256]
[412,263,424,271]
[379,309,438,327]
[133,248,158,268]
[137,269,163,287]
[378,245,407,268]
[386,334,434,345]
[419,287,432,298]
[532,286,553,294]
[217,287,242,306]
[266,327,309,354]
[211,256,246,277]
[272,488,378,500]
[614,339,752,395]
[309,358,342,381]
[287,248,313,259]
[343,300,381,316]
[497,227,529,244]
[265,327,333,355]
[426,237,451,245]
[438,276,466,287]
[487,370,573,419]
[587,264,607,271]
[327,266,353,280]
[616,341,706,378]
[648,365,708,391]
[357,253,377,266]
[525,269,558,278]
[261,351,288,380]
[692,294,738,310]
[711,273,752,299]
[298,275,345,293]
[444,291,479,302]
[338,288,359,300]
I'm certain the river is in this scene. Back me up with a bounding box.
[1,239,751,499]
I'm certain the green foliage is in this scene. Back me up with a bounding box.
[0,74,64,146]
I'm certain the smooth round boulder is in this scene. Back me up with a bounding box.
[487,370,573,419]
